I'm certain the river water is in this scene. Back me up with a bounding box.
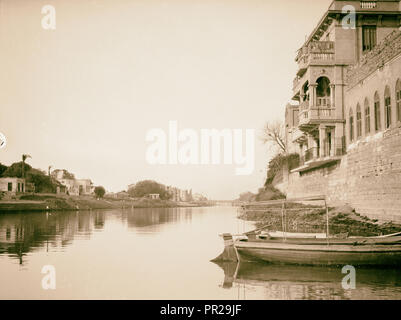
[0,206,401,300]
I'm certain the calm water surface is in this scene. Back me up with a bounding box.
[0,206,401,300]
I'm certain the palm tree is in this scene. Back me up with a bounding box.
[21,154,31,179]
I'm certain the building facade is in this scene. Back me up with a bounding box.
[0,178,25,194]
[52,169,93,196]
[282,0,401,221]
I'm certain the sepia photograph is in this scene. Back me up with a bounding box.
[1,0,401,309]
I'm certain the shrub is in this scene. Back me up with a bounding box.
[264,153,300,186]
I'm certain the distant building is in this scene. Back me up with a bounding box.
[105,191,130,199]
[51,169,93,196]
[193,193,207,202]
[116,191,130,199]
[148,194,160,200]
[0,178,25,194]
[164,185,192,202]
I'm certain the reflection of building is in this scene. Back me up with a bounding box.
[52,169,93,196]
[280,0,401,220]
[0,178,25,194]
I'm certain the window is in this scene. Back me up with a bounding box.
[7,182,12,192]
[316,77,331,107]
[303,82,309,102]
[293,110,299,126]
[349,108,354,142]
[374,92,381,131]
[356,104,362,138]
[364,98,370,134]
[396,80,401,122]
[384,86,392,129]
[362,26,377,52]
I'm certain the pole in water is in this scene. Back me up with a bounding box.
[325,199,330,244]
[281,201,286,241]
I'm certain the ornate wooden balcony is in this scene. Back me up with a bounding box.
[296,41,335,76]
[299,105,336,131]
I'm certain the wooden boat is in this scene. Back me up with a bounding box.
[214,196,401,267]
[214,232,401,266]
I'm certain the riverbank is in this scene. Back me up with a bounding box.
[239,203,401,237]
[0,194,212,212]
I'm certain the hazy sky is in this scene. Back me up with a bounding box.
[0,0,332,199]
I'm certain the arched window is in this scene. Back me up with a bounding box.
[316,77,331,107]
[374,92,381,132]
[396,79,401,122]
[356,104,362,138]
[384,86,392,129]
[302,81,309,102]
[349,108,354,142]
[364,98,370,134]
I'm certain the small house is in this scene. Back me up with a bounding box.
[0,178,26,194]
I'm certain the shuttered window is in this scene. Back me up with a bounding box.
[362,26,377,52]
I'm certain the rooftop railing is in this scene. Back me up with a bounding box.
[360,1,377,9]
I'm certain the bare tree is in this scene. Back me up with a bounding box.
[260,121,286,154]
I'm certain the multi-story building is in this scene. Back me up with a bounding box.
[52,169,93,196]
[164,185,193,202]
[282,0,401,220]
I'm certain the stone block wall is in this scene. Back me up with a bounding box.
[284,124,401,222]
[346,124,401,221]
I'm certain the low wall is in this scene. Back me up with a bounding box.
[285,125,401,222]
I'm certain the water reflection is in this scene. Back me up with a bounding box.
[0,208,191,265]
[125,208,192,230]
[1,207,401,300]
[215,261,401,300]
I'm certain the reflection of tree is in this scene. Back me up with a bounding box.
[126,208,189,229]
[0,208,192,265]
[0,211,104,265]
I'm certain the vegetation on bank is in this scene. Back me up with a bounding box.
[264,153,299,187]
[239,203,401,237]
[0,161,62,193]
[238,185,285,202]
[0,194,208,212]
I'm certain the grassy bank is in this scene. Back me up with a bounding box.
[0,194,211,212]
[239,203,401,237]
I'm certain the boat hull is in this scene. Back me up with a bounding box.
[235,241,401,266]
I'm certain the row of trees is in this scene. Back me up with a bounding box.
[1,155,107,198]
[2,157,179,202]
[0,157,61,193]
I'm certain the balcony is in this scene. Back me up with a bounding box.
[299,105,336,131]
[296,138,346,173]
[296,41,335,77]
